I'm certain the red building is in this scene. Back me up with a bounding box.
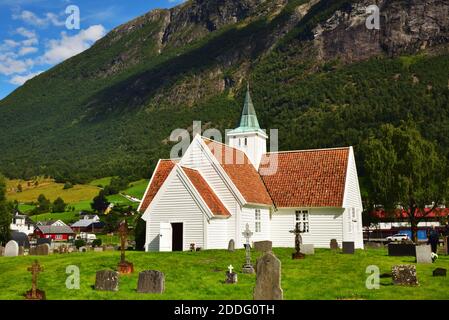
[34,225,75,241]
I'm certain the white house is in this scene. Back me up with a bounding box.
[10,211,35,235]
[139,88,364,251]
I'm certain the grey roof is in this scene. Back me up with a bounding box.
[36,225,74,234]
[71,220,95,228]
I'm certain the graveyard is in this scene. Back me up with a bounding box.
[0,247,448,300]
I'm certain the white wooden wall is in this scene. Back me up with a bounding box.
[240,207,271,247]
[144,170,205,252]
[342,147,364,249]
[270,208,344,248]
[207,218,229,249]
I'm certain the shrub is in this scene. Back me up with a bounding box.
[92,239,102,247]
[74,239,86,249]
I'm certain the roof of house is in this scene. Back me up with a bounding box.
[371,208,449,219]
[71,219,104,228]
[203,138,273,206]
[259,148,350,208]
[181,167,230,217]
[139,160,177,213]
[36,225,74,234]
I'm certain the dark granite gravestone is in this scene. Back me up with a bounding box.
[227,239,235,252]
[392,265,418,286]
[225,265,238,284]
[95,271,119,291]
[388,243,416,256]
[253,252,283,300]
[342,242,355,254]
[433,268,447,277]
[0,246,4,256]
[330,239,339,250]
[137,271,165,294]
[254,241,272,253]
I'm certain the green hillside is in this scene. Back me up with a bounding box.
[0,0,448,182]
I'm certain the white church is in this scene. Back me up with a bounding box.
[139,88,364,252]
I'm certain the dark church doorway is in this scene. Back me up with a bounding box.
[171,223,183,251]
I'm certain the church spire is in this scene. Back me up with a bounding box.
[238,83,261,130]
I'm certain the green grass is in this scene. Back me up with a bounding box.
[106,194,137,208]
[0,248,448,300]
[30,211,79,224]
[122,179,149,199]
[17,204,36,213]
[89,177,113,188]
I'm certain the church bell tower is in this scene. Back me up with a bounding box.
[227,84,268,169]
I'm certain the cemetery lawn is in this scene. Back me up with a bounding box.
[0,248,448,300]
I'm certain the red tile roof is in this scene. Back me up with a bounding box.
[139,160,176,213]
[181,167,230,217]
[259,148,350,208]
[203,139,273,206]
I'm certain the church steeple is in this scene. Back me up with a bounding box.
[239,84,261,130]
[227,83,268,169]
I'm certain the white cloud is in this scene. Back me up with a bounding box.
[41,25,106,64]
[0,54,34,76]
[9,70,43,85]
[12,10,65,27]
[16,27,37,39]
[18,46,38,56]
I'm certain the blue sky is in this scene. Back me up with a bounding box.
[0,0,184,99]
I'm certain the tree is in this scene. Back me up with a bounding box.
[91,190,110,213]
[36,194,51,213]
[0,174,12,245]
[63,182,73,190]
[364,123,449,242]
[52,197,67,213]
[134,213,146,251]
[103,210,120,233]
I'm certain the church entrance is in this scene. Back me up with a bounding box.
[171,223,183,251]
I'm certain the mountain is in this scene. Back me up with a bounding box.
[0,0,448,183]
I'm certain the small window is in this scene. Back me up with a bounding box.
[244,137,248,146]
[255,209,261,233]
[295,210,309,233]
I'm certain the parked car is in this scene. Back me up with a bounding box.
[386,233,410,242]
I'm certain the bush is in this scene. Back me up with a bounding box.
[74,239,86,249]
[92,239,102,247]
[63,182,73,190]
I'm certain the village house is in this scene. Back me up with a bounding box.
[10,211,35,235]
[34,222,75,242]
[139,88,364,252]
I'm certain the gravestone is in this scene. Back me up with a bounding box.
[0,246,4,256]
[79,246,87,252]
[29,246,37,256]
[253,252,283,300]
[444,237,449,255]
[227,239,235,252]
[330,239,339,250]
[67,247,75,253]
[117,220,134,274]
[392,265,418,286]
[36,244,50,256]
[241,224,255,274]
[4,240,19,257]
[433,268,447,277]
[225,265,238,284]
[94,247,103,252]
[18,246,24,256]
[415,245,432,264]
[137,271,165,294]
[342,242,355,254]
[290,223,305,259]
[300,244,315,255]
[95,271,119,292]
[25,260,45,300]
[254,241,272,253]
[388,243,416,256]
